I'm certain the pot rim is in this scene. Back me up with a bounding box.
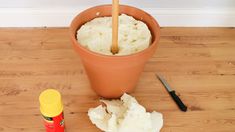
[69,4,160,59]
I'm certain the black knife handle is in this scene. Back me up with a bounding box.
[169,91,187,112]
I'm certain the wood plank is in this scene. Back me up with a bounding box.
[0,27,235,132]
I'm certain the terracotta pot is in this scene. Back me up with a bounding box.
[70,4,160,98]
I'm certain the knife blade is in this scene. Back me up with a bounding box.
[156,74,187,112]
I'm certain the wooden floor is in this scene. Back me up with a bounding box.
[0,27,235,132]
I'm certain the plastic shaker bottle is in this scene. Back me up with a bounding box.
[39,89,65,132]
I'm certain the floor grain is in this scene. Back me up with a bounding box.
[0,27,235,132]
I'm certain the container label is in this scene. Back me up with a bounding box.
[43,112,64,132]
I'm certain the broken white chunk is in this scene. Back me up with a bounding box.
[151,111,164,132]
[88,105,110,131]
[88,93,163,132]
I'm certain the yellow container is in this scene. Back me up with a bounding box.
[39,89,63,117]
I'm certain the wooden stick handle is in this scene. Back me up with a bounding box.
[111,0,119,54]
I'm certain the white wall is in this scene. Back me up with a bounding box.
[0,0,235,27]
[1,0,235,9]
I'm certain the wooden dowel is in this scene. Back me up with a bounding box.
[111,0,119,54]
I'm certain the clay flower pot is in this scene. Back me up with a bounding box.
[70,4,160,98]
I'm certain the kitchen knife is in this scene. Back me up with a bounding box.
[156,74,187,112]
